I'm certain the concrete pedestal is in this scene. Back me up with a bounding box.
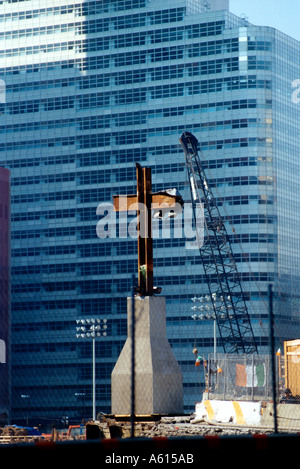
[111,296,183,416]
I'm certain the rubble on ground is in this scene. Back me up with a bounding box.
[0,426,29,436]
[86,415,271,439]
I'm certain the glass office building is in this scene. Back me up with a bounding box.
[0,0,300,421]
[0,167,10,424]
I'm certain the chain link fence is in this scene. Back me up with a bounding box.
[204,348,300,406]
[204,353,274,402]
[197,349,300,433]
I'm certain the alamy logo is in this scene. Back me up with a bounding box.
[0,79,6,104]
[292,79,300,104]
[96,201,204,250]
[0,339,6,363]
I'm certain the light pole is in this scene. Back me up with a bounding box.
[191,294,233,360]
[191,295,217,360]
[74,392,85,419]
[76,318,107,421]
[20,394,30,426]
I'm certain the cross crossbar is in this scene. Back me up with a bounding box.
[113,163,183,295]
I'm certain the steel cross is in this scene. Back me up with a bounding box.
[113,163,183,295]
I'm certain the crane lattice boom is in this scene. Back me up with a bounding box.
[179,131,257,354]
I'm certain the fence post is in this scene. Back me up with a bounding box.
[224,354,227,400]
[268,284,278,433]
[251,354,254,401]
[130,274,136,438]
[206,355,210,400]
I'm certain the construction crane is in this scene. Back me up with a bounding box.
[179,131,258,354]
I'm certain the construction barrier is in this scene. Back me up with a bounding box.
[261,403,300,431]
[194,399,262,426]
[194,399,300,431]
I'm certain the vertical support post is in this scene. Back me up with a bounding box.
[251,354,254,401]
[206,358,210,399]
[136,163,153,295]
[223,355,227,400]
[92,336,96,421]
[213,320,216,361]
[144,167,153,294]
[268,284,278,433]
[136,163,144,293]
[130,274,135,438]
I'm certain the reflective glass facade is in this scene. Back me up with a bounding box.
[0,0,299,421]
[0,167,10,424]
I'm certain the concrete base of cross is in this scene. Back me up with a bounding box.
[111,296,183,416]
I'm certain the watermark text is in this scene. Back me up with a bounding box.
[96,201,204,250]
